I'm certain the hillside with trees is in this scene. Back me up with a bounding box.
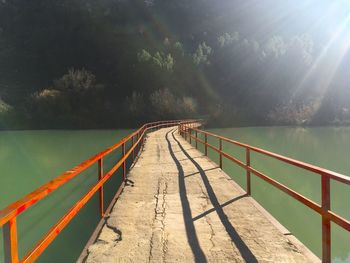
[0,0,350,129]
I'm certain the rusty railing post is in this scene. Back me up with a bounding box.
[142,133,145,150]
[3,217,19,263]
[132,136,135,162]
[122,142,126,181]
[138,132,141,155]
[219,138,223,169]
[321,173,331,263]
[246,148,251,195]
[195,130,198,149]
[205,133,208,156]
[98,158,104,218]
[189,128,192,144]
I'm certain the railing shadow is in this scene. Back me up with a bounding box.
[165,130,207,263]
[193,194,247,221]
[184,167,220,178]
[170,130,258,263]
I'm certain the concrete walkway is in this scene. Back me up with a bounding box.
[86,127,317,263]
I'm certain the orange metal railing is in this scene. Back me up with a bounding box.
[0,119,199,263]
[179,122,350,263]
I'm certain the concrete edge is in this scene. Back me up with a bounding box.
[76,140,147,263]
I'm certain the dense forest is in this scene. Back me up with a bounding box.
[0,0,350,129]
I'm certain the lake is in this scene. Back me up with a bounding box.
[0,130,132,263]
[0,127,349,262]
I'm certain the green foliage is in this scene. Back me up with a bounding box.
[0,0,348,128]
[137,49,152,62]
[152,52,174,71]
[25,69,107,128]
[163,54,174,71]
[173,41,184,56]
[149,88,177,116]
[264,36,287,58]
[149,88,198,118]
[138,50,174,71]
[218,32,239,48]
[267,101,320,125]
[193,42,212,66]
[53,69,103,93]
[0,98,11,114]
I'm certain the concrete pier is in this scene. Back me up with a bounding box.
[85,127,318,262]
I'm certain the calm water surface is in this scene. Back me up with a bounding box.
[1,127,350,262]
[0,130,132,263]
[202,127,350,263]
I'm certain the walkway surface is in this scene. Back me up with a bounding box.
[86,127,316,263]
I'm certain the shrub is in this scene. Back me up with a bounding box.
[149,88,198,118]
[0,98,12,114]
[193,42,212,66]
[149,88,176,117]
[53,68,103,93]
[32,89,61,100]
[126,91,145,116]
[138,50,174,72]
[179,96,197,115]
[267,101,320,125]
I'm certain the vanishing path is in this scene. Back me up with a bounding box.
[86,127,316,263]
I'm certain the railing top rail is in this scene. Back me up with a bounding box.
[187,126,350,185]
[0,119,200,227]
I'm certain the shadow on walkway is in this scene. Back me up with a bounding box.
[166,130,207,263]
[170,130,258,263]
[193,194,247,221]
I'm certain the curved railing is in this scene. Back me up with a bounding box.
[0,119,199,263]
[180,122,350,263]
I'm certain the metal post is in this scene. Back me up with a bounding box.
[132,136,135,161]
[3,217,19,263]
[205,134,208,156]
[219,138,223,169]
[246,148,251,195]
[136,133,139,156]
[189,128,192,144]
[321,174,331,263]
[138,135,141,155]
[142,134,145,151]
[195,130,198,149]
[98,158,104,218]
[122,142,126,181]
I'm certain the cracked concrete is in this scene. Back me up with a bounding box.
[85,127,319,263]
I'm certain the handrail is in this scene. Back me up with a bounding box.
[180,122,350,263]
[0,119,200,263]
[185,127,350,185]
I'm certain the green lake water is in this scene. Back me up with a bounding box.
[0,127,350,262]
[0,130,133,263]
